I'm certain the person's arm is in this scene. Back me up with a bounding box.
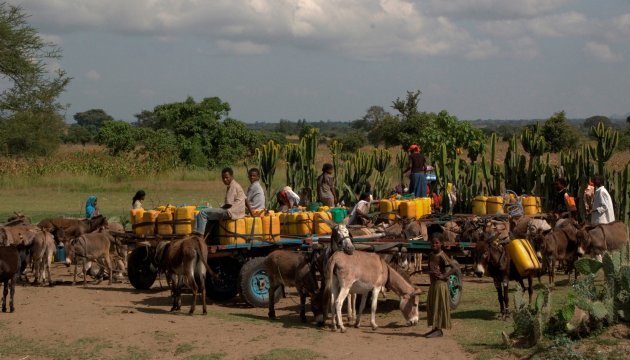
[594,191,611,214]
[245,199,254,216]
[439,255,459,280]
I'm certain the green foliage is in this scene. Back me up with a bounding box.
[73,109,113,137]
[255,140,281,208]
[64,124,92,145]
[574,258,603,275]
[509,285,551,346]
[338,131,367,152]
[96,120,136,156]
[542,111,582,153]
[588,122,619,175]
[582,116,611,130]
[0,111,65,157]
[135,128,180,171]
[256,131,288,146]
[0,3,70,116]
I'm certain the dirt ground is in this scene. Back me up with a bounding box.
[0,262,473,360]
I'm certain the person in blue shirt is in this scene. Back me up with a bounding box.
[85,195,100,218]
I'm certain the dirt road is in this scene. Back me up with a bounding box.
[0,263,472,360]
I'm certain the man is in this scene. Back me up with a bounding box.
[424,233,458,338]
[348,192,372,225]
[589,174,615,225]
[194,167,246,239]
[317,163,336,207]
[245,168,265,215]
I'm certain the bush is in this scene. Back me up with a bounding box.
[0,111,64,157]
[96,120,136,155]
[542,111,582,152]
[339,131,367,152]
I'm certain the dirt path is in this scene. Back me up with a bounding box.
[0,263,472,360]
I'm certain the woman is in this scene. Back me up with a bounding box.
[405,144,428,197]
[277,186,300,212]
[132,190,145,209]
[85,195,100,218]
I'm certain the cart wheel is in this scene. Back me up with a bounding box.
[206,257,240,302]
[238,257,281,308]
[127,246,157,290]
[447,259,463,310]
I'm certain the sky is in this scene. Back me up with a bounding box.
[9,0,630,123]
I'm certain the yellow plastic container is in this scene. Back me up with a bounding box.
[486,196,504,214]
[313,211,333,235]
[472,196,488,216]
[174,206,196,235]
[157,212,173,235]
[279,213,289,235]
[399,200,416,219]
[296,212,313,235]
[140,210,159,235]
[262,214,281,241]
[317,206,330,212]
[415,197,432,219]
[244,216,264,242]
[506,239,541,276]
[130,208,144,225]
[379,200,400,221]
[219,218,246,245]
[522,196,542,215]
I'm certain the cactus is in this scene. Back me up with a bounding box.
[255,140,281,208]
[521,123,546,192]
[509,285,550,346]
[504,135,527,194]
[328,139,344,204]
[372,148,392,199]
[341,152,374,203]
[284,143,304,191]
[589,122,619,175]
[395,148,409,188]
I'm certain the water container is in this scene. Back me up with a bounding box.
[318,206,330,212]
[506,239,541,276]
[175,206,196,234]
[417,197,432,218]
[296,212,314,235]
[157,212,174,235]
[55,245,65,263]
[219,218,246,245]
[399,200,416,219]
[472,196,488,216]
[262,214,281,241]
[379,200,399,221]
[307,202,321,212]
[287,213,300,235]
[313,211,333,235]
[330,207,348,223]
[140,210,160,235]
[244,216,264,242]
[522,196,541,215]
[130,208,144,225]
[486,196,504,214]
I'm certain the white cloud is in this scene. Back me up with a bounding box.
[508,37,540,60]
[424,0,573,21]
[582,42,622,63]
[85,70,101,81]
[217,40,269,55]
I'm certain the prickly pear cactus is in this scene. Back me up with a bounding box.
[575,258,603,275]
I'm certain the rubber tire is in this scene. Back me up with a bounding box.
[205,257,241,302]
[447,259,463,310]
[127,246,157,290]
[238,257,281,308]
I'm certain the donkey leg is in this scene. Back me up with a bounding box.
[369,288,380,330]
[503,282,510,319]
[527,276,534,304]
[2,280,7,312]
[299,290,307,323]
[268,283,278,320]
[346,294,355,323]
[355,293,368,328]
[336,287,350,333]
[9,276,16,312]
[494,280,504,316]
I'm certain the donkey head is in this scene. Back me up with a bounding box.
[576,229,590,255]
[330,219,355,255]
[400,290,421,325]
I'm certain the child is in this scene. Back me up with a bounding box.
[424,233,458,338]
[132,190,145,209]
[85,195,100,218]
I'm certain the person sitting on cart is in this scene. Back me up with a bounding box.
[277,186,300,212]
[424,232,458,338]
[245,168,265,216]
[348,192,372,226]
[85,195,100,219]
[194,167,246,242]
[132,190,145,210]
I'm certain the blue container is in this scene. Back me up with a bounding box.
[55,245,65,262]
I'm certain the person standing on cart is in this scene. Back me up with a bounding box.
[317,163,336,207]
[194,167,246,242]
[245,168,266,215]
[424,233,458,338]
[405,144,428,198]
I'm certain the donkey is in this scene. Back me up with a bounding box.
[530,219,579,286]
[153,235,215,315]
[577,221,629,262]
[0,246,20,312]
[265,250,323,323]
[65,231,115,286]
[325,250,420,332]
[473,230,534,320]
[38,215,108,245]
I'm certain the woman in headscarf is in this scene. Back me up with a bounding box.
[85,195,100,218]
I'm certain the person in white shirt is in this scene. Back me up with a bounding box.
[349,192,372,226]
[589,175,615,225]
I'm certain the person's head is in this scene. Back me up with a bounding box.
[86,195,97,207]
[221,167,234,185]
[554,177,567,190]
[430,232,444,253]
[408,144,420,153]
[133,190,145,203]
[593,174,604,187]
[359,192,371,202]
[248,168,260,184]
[322,163,334,174]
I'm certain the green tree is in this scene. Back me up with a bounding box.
[351,106,388,131]
[0,3,70,115]
[542,111,581,152]
[135,128,180,171]
[339,131,367,152]
[73,109,113,137]
[0,111,64,156]
[96,120,136,155]
[64,124,92,145]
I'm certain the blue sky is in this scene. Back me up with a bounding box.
[11,0,630,123]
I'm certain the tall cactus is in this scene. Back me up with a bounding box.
[521,123,546,193]
[255,140,281,208]
[589,122,619,175]
[284,143,304,191]
[373,148,392,199]
[481,133,502,195]
[328,139,344,204]
[300,128,319,203]
[504,135,526,194]
[342,152,374,203]
[395,148,409,188]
